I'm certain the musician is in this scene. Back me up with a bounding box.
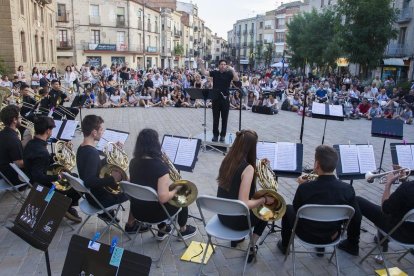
[19,84,37,119]
[339,174,414,256]
[128,128,197,239]
[0,105,24,185]
[49,80,79,120]
[217,129,272,263]
[277,145,359,256]
[23,116,82,223]
[198,58,239,142]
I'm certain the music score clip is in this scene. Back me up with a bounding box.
[90,232,100,247]
[110,236,118,254]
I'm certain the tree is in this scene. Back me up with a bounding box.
[337,0,397,77]
[263,43,274,67]
[173,44,184,56]
[0,57,11,77]
[255,43,263,66]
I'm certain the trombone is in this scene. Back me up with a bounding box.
[365,166,411,184]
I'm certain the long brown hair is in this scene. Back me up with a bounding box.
[217,129,258,191]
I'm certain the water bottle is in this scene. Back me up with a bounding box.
[229,133,233,144]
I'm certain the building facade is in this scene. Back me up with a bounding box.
[212,33,227,65]
[229,17,257,70]
[0,0,57,76]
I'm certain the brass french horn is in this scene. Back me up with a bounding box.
[47,141,76,191]
[100,142,129,194]
[252,159,286,221]
[300,170,318,182]
[162,153,198,208]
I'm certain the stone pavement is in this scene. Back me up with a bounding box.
[0,106,413,276]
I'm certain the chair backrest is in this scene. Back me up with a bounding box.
[297,204,355,222]
[9,163,31,184]
[62,172,90,194]
[120,181,158,202]
[196,195,249,217]
[403,209,414,223]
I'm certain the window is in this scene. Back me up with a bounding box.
[116,7,125,26]
[49,13,53,27]
[20,0,24,15]
[398,27,407,45]
[34,35,39,62]
[59,30,68,42]
[276,32,285,43]
[33,3,38,21]
[138,10,142,29]
[117,31,125,49]
[20,32,27,62]
[40,7,44,23]
[147,17,151,32]
[91,30,100,44]
[50,40,54,62]
[41,37,46,62]
[321,0,325,7]
[90,4,99,17]
[259,22,263,29]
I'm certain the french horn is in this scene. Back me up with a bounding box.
[100,142,129,194]
[47,141,76,191]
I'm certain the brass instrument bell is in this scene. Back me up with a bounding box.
[48,141,76,191]
[100,142,129,194]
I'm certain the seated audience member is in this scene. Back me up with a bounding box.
[263,94,279,114]
[139,88,152,108]
[395,106,413,124]
[357,98,371,118]
[367,101,382,120]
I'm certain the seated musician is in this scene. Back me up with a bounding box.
[277,145,359,256]
[19,84,37,120]
[76,115,141,231]
[0,105,24,185]
[129,128,197,240]
[23,116,82,223]
[49,79,79,120]
[217,129,272,263]
[339,171,414,256]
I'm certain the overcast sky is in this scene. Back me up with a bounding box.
[185,0,295,39]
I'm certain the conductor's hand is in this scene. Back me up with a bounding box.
[263,195,275,206]
[111,169,123,183]
[296,174,308,185]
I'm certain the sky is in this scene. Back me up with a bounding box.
[185,0,295,39]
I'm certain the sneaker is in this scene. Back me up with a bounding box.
[65,207,82,223]
[219,136,225,142]
[179,225,197,240]
[156,225,173,241]
[247,245,258,263]
[124,220,150,234]
[338,240,359,256]
[212,136,218,142]
[98,210,120,223]
[277,240,287,255]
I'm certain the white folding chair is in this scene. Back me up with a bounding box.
[360,209,414,274]
[196,195,255,276]
[63,173,131,240]
[284,204,355,276]
[120,181,188,267]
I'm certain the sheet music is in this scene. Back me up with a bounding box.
[329,105,343,117]
[339,145,360,173]
[51,120,63,139]
[174,139,198,167]
[395,145,414,170]
[96,129,129,151]
[312,102,326,115]
[257,142,277,170]
[60,120,78,140]
[275,142,297,171]
[161,136,180,161]
[356,145,376,173]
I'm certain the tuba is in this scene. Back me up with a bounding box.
[47,141,76,191]
[252,159,286,221]
[162,152,198,208]
[100,142,129,194]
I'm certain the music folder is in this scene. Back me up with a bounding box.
[334,144,377,180]
[185,88,212,101]
[311,102,345,121]
[61,235,152,276]
[161,135,201,172]
[51,119,78,141]
[371,117,404,139]
[96,128,129,152]
[390,143,414,174]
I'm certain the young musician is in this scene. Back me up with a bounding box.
[0,105,24,185]
[217,129,272,263]
[128,128,197,240]
[49,80,79,120]
[198,58,239,142]
[23,116,82,223]
[277,145,359,256]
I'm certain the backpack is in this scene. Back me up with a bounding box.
[281,99,291,111]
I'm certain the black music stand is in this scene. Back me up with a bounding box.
[7,184,72,276]
[390,142,414,176]
[371,118,404,172]
[311,103,344,144]
[71,94,88,131]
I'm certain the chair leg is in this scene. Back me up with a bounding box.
[329,246,335,263]
[333,247,340,276]
[359,241,381,264]
[397,249,410,262]
[156,225,174,268]
[128,224,142,250]
[292,240,296,276]
[62,218,75,231]
[198,236,212,276]
[77,215,91,234]
[171,215,188,247]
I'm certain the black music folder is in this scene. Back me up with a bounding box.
[311,102,345,121]
[390,143,414,175]
[186,88,212,101]
[62,235,152,276]
[371,118,404,139]
[8,184,72,251]
[161,135,201,172]
[334,144,377,180]
[51,119,78,141]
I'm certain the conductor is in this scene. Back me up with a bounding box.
[198,58,239,142]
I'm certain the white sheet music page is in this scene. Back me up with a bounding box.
[339,145,360,173]
[161,136,180,162]
[312,102,326,115]
[174,139,198,167]
[396,145,414,170]
[60,120,78,140]
[51,120,63,139]
[275,142,297,171]
[96,129,129,151]
[356,145,376,173]
[256,142,277,170]
[329,105,343,117]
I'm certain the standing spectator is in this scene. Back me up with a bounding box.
[16,65,26,84]
[31,67,41,92]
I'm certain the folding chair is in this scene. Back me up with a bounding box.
[120,181,188,267]
[360,209,414,275]
[284,204,355,276]
[63,173,131,240]
[196,195,255,276]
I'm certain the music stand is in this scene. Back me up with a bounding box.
[71,94,88,131]
[311,102,344,144]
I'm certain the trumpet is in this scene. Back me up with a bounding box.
[299,170,318,183]
[365,166,411,184]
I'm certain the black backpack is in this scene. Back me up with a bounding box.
[281,99,290,111]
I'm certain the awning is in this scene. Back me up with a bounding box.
[383,58,405,66]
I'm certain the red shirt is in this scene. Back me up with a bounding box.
[358,103,371,114]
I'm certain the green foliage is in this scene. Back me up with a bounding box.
[263,43,274,67]
[173,44,184,56]
[255,43,263,64]
[0,57,10,76]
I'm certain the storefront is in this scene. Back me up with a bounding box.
[381,58,409,83]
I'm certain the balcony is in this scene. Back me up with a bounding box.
[116,16,126,27]
[89,16,101,25]
[174,30,182,37]
[397,7,413,23]
[57,40,72,50]
[57,11,70,23]
[386,43,413,57]
[264,25,272,30]
[146,46,158,53]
